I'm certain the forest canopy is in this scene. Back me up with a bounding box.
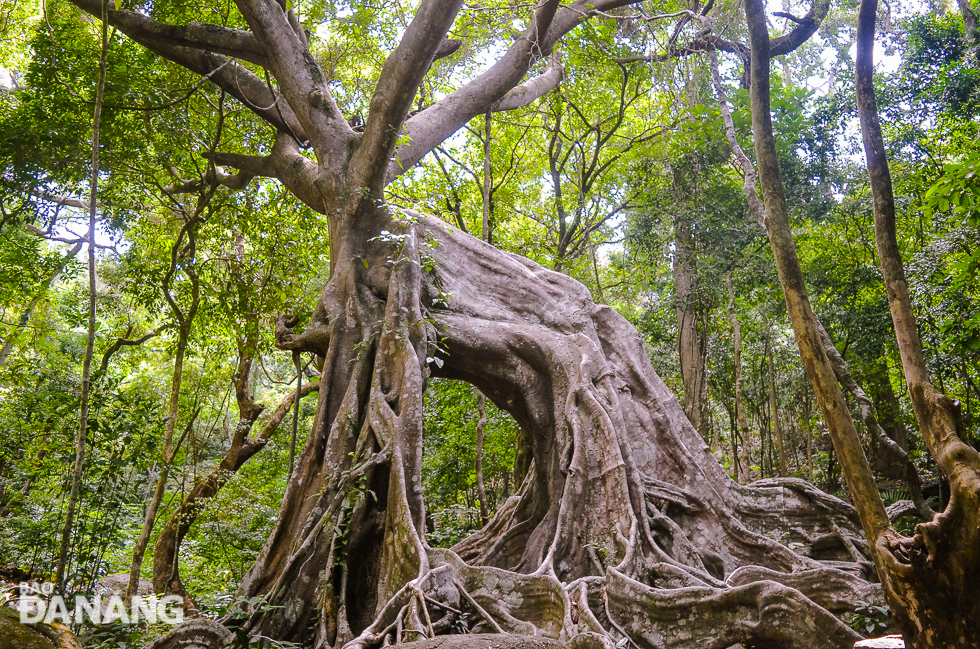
[1,0,979,648]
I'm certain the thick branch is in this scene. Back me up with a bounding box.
[390,0,598,176]
[164,163,270,194]
[492,53,564,112]
[268,133,323,212]
[235,0,352,160]
[70,0,268,65]
[30,192,90,210]
[769,0,831,56]
[350,0,465,190]
[65,0,307,138]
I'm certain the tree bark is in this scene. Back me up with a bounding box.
[475,393,490,526]
[239,210,872,649]
[55,11,108,592]
[726,277,750,482]
[673,208,706,438]
[766,329,789,477]
[856,0,980,643]
[744,0,891,581]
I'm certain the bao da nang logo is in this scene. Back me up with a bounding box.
[16,581,184,625]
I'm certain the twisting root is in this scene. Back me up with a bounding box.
[146,215,880,649]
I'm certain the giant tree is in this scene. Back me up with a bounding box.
[58,2,886,649]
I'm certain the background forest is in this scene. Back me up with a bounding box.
[0,0,978,644]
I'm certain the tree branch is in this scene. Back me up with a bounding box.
[350,0,466,190]
[164,163,268,194]
[769,0,830,56]
[70,0,268,65]
[492,52,564,112]
[30,192,90,210]
[66,0,307,139]
[388,0,577,177]
[615,0,830,82]
[772,11,805,24]
[268,132,323,212]
[201,135,322,211]
[234,0,353,160]
[92,324,169,382]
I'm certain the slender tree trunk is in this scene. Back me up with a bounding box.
[290,351,302,475]
[473,118,493,526]
[728,409,740,481]
[856,0,980,642]
[55,12,108,592]
[475,393,489,526]
[482,109,492,244]
[711,44,920,503]
[673,208,705,437]
[727,277,750,482]
[590,234,604,304]
[804,397,814,481]
[816,323,934,519]
[766,329,789,477]
[744,0,891,569]
[957,0,978,43]
[152,376,318,596]
[127,332,191,601]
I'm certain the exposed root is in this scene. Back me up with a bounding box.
[142,618,233,649]
[147,215,889,649]
[605,568,862,649]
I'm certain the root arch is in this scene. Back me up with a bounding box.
[157,213,879,649]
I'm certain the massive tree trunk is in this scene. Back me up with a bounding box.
[219,209,872,649]
[855,0,980,644]
[72,1,888,648]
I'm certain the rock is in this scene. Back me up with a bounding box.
[0,607,55,649]
[142,619,233,649]
[0,606,82,649]
[92,573,153,623]
[854,635,905,648]
[93,573,153,598]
